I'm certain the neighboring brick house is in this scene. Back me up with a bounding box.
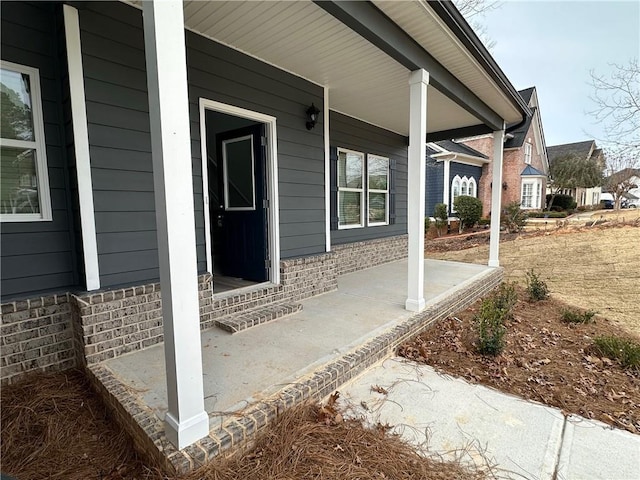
[445,87,549,216]
[547,140,605,207]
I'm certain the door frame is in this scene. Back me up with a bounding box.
[199,98,280,285]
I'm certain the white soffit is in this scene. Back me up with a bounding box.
[374,0,522,125]
[180,0,482,135]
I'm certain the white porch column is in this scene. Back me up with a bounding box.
[406,69,429,312]
[489,126,505,267]
[443,159,451,208]
[142,0,208,449]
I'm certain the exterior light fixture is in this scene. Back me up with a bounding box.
[502,181,508,190]
[305,103,320,130]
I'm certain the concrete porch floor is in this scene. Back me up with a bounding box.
[93,258,501,472]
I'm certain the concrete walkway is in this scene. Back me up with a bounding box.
[339,357,640,480]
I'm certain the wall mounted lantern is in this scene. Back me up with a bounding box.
[305,103,320,130]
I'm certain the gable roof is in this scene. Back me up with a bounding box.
[547,140,595,163]
[435,140,488,159]
[505,106,535,148]
[603,168,640,183]
[518,87,535,104]
[521,165,546,176]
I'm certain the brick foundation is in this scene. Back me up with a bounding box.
[332,235,408,276]
[1,294,76,385]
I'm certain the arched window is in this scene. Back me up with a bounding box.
[461,180,468,196]
[451,175,461,207]
[468,178,477,197]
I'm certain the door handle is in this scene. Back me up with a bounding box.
[217,213,224,227]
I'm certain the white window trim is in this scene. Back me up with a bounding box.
[337,147,365,229]
[367,153,389,226]
[521,178,543,209]
[468,177,477,197]
[0,60,52,222]
[524,142,532,165]
[451,174,461,211]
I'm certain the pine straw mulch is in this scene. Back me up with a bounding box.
[0,369,162,480]
[398,288,640,435]
[1,371,484,480]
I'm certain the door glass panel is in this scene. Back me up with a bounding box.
[1,147,40,214]
[223,135,255,210]
[1,68,35,141]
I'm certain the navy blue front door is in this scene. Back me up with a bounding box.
[212,124,268,282]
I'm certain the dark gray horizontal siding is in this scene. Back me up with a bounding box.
[425,156,445,217]
[1,2,79,300]
[76,1,326,288]
[330,111,408,245]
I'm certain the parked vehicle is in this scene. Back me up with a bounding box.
[621,198,639,209]
[600,199,614,210]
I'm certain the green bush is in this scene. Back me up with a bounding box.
[473,283,517,355]
[493,282,518,320]
[453,195,483,233]
[546,194,577,211]
[424,216,431,234]
[593,336,640,370]
[525,269,549,301]
[527,211,568,219]
[478,218,491,226]
[561,308,596,324]
[434,203,448,237]
[501,201,528,233]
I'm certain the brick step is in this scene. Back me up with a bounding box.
[213,302,303,334]
[206,284,285,321]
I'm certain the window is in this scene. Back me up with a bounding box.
[451,176,461,207]
[524,142,532,164]
[451,175,477,211]
[337,148,364,228]
[521,183,533,208]
[1,61,51,221]
[367,154,389,225]
[521,179,542,209]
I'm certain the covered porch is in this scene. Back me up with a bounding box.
[57,0,529,456]
[88,258,502,472]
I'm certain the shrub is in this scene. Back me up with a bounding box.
[424,216,431,234]
[525,269,549,301]
[561,308,596,324]
[434,203,448,237]
[501,201,528,233]
[546,193,577,211]
[474,297,507,356]
[473,282,517,355]
[593,336,640,370]
[478,218,491,227]
[453,196,483,233]
[493,282,518,320]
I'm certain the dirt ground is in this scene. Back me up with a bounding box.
[398,287,640,435]
[427,222,640,336]
[1,372,483,480]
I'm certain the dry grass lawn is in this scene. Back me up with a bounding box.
[428,224,639,336]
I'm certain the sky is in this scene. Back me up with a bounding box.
[477,0,639,148]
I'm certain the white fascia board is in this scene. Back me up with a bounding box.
[63,5,100,291]
[432,152,488,166]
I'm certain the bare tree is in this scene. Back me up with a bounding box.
[602,148,640,209]
[589,59,640,153]
[453,0,502,51]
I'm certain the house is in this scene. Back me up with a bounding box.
[0,0,528,452]
[451,87,549,215]
[546,140,605,207]
[603,168,640,208]
[425,140,488,218]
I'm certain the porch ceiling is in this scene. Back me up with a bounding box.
[130,0,520,136]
